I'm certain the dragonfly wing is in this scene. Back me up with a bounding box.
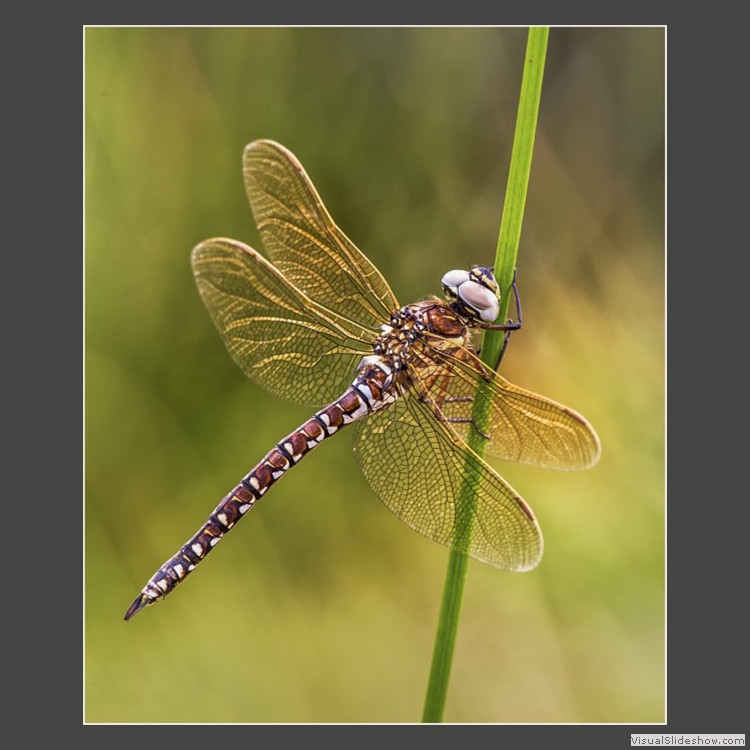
[417,339,601,470]
[481,375,601,469]
[352,394,543,571]
[192,238,374,406]
[243,140,400,328]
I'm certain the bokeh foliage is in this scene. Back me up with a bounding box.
[85,27,664,723]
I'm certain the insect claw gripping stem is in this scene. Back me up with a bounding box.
[492,269,523,371]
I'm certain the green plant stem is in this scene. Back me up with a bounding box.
[421,27,549,724]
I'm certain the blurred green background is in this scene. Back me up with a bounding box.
[85,27,664,723]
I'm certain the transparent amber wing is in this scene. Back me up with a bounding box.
[192,238,375,407]
[416,335,601,470]
[353,394,543,571]
[243,140,399,327]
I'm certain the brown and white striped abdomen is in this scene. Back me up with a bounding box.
[124,359,397,620]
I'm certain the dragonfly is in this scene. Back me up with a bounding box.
[124,139,600,620]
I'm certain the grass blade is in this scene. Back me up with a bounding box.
[421,26,549,723]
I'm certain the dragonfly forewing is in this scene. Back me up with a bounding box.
[244,140,399,329]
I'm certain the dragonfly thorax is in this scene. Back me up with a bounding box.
[441,266,500,324]
[372,306,428,371]
[369,300,475,384]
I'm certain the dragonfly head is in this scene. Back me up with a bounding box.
[441,266,500,324]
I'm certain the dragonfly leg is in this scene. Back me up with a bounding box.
[448,416,491,440]
[482,269,523,371]
[432,412,491,441]
[420,394,473,411]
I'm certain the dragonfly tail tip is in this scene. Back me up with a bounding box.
[123,593,149,621]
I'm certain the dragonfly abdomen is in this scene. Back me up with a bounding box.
[124,359,396,620]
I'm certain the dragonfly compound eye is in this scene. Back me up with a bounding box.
[442,268,500,323]
[469,266,500,295]
[441,269,470,299]
[458,280,500,323]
